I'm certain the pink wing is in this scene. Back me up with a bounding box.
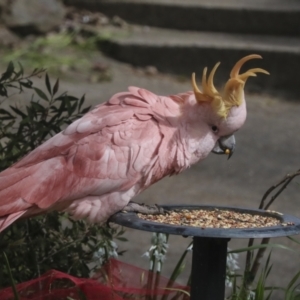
[0,87,167,231]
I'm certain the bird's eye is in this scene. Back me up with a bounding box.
[211,125,218,133]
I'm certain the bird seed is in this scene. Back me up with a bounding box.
[137,209,285,229]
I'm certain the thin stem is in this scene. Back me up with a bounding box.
[249,238,270,281]
[146,256,156,300]
[153,269,161,300]
[3,252,20,300]
[259,170,300,209]
[264,176,298,210]
[245,238,254,274]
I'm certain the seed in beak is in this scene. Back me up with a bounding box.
[225,149,231,155]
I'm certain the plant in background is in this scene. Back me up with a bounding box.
[143,233,169,299]
[226,249,240,289]
[143,233,169,274]
[142,233,191,300]
[0,61,126,288]
[1,11,114,80]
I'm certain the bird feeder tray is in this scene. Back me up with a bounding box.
[110,204,300,239]
[110,205,300,300]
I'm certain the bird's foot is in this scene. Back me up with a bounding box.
[123,202,165,215]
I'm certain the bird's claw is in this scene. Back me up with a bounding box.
[122,202,166,215]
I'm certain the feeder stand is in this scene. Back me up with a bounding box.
[110,205,300,300]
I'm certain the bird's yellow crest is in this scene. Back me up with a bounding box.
[191,54,269,118]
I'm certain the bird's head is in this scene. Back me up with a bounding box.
[191,54,269,158]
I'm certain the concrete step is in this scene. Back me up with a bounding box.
[98,26,300,93]
[65,0,300,36]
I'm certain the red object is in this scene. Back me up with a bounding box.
[0,259,189,300]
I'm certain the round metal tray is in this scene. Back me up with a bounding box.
[109,204,300,238]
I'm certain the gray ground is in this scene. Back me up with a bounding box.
[16,55,300,298]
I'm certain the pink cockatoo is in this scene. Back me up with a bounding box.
[0,54,268,232]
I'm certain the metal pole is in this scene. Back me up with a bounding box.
[190,237,230,300]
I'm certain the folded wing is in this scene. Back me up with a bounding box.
[0,87,165,231]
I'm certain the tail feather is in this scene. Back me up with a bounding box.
[0,211,27,232]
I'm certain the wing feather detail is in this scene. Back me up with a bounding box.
[0,86,178,227]
[0,76,237,230]
[124,97,149,108]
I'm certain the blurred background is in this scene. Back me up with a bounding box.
[0,0,300,298]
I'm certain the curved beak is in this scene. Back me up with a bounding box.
[212,135,235,159]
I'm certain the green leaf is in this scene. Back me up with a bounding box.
[0,61,14,81]
[265,289,274,300]
[115,237,128,242]
[56,95,78,102]
[78,95,85,111]
[286,270,300,293]
[10,105,27,118]
[228,243,294,254]
[48,114,58,124]
[68,102,78,116]
[19,115,33,124]
[80,107,91,114]
[53,78,59,96]
[45,73,51,95]
[31,101,46,113]
[0,108,14,118]
[12,64,23,80]
[17,62,24,76]
[0,85,8,97]
[20,81,33,89]
[0,116,15,120]
[2,120,15,130]
[33,88,49,101]
[6,84,19,89]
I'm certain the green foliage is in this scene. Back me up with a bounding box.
[2,31,112,79]
[0,62,126,288]
[253,262,273,300]
[3,33,86,73]
[284,270,300,299]
[0,62,90,171]
[227,244,300,300]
